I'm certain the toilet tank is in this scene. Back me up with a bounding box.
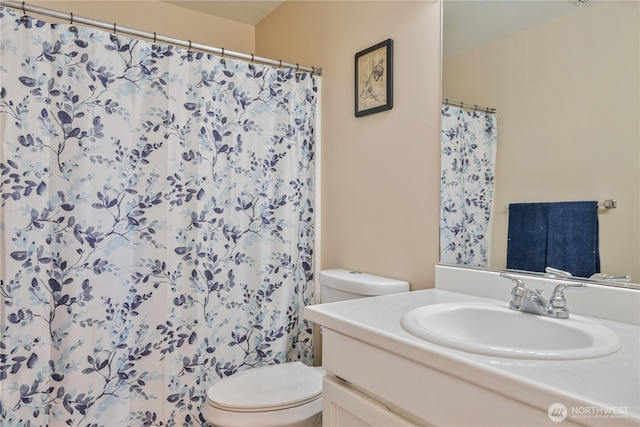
[319,269,410,303]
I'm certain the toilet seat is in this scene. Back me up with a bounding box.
[206,362,324,412]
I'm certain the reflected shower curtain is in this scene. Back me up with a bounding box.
[440,105,497,266]
[0,8,316,426]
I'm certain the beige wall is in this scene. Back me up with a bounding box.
[257,1,442,290]
[31,1,255,53]
[443,1,640,281]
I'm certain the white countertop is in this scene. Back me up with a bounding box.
[305,289,640,423]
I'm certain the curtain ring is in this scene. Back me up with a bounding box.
[152,32,157,50]
[187,40,193,58]
[249,54,255,69]
[220,47,226,65]
[110,23,118,42]
[69,12,77,32]
[278,60,282,68]
[295,63,299,72]
[21,1,28,22]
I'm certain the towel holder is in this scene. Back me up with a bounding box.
[505,199,617,210]
[599,199,617,209]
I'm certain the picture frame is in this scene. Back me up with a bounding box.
[354,39,393,117]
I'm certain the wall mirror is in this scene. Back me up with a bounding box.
[441,0,639,286]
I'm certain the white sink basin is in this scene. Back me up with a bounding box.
[401,302,622,360]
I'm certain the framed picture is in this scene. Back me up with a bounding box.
[355,39,393,117]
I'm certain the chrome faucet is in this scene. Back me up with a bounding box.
[500,273,587,319]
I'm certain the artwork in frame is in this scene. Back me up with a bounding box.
[355,39,393,117]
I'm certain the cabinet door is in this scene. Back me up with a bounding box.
[323,376,420,427]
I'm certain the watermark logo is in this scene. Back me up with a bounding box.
[548,403,630,423]
[548,403,567,423]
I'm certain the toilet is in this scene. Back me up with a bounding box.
[202,268,410,427]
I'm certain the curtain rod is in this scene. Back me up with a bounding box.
[442,99,496,113]
[0,0,322,76]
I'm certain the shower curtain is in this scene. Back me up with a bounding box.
[0,7,316,426]
[440,105,497,266]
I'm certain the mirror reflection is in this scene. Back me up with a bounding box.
[441,0,639,283]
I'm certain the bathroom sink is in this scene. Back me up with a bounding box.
[401,302,622,360]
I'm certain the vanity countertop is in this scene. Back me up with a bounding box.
[305,289,640,424]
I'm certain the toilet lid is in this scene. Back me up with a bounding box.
[206,362,324,412]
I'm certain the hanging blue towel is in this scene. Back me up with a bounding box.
[506,201,600,277]
[506,203,550,273]
[547,201,600,278]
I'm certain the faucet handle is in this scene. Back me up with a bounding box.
[553,282,587,294]
[549,283,587,310]
[500,273,527,309]
[500,273,525,288]
[545,266,573,277]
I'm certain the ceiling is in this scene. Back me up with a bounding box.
[443,0,586,57]
[164,0,588,56]
[164,1,285,25]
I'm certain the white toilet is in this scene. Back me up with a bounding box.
[202,268,410,427]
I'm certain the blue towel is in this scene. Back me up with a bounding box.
[547,201,600,278]
[506,203,550,273]
[506,201,600,277]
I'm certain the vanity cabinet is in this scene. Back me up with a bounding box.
[320,329,577,427]
[323,375,418,427]
[307,285,638,427]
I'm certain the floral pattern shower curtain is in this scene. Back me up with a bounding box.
[440,105,497,266]
[0,8,316,426]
